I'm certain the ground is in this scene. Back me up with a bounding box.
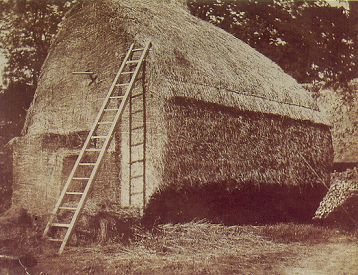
[0,220,357,274]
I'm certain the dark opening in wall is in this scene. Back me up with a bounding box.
[143,181,326,227]
[41,131,89,151]
[333,162,357,172]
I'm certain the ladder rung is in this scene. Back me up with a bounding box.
[126,60,140,64]
[130,192,143,196]
[78,163,96,166]
[115,83,129,87]
[121,71,135,75]
[43,41,152,255]
[91,136,108,139]
[48,238,63,242]
[72,71,94,75]
[130,159,144,165]
[66,192,83,195]
[85,148,102,152]
[59,206,77,211]
[52,223,70,228]
[131,93,144,99]
[109,96,124,99]
[131,126,144,131]
[131,109,144,115]
[131,142,144,147]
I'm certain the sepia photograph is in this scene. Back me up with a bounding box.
[0,0,357,274]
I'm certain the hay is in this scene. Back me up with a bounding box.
[314,168,358,226]
[10,0,332,215]
[23,0,328,136]
[11,135,122,215]
[162,97,332,190]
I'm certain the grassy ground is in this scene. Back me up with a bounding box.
[0,220,357,274]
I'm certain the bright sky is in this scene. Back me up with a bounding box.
[327,0,349,8]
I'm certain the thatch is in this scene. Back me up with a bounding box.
[162,97,331,188]
[24,0,328,136]
[10,0,332,217]
[314,168,358,227]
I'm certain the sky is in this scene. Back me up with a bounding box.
[0,0,350,86]
[327,0,349,8]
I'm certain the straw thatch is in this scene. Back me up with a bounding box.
[10,0,332,220]
[314,168,358,226]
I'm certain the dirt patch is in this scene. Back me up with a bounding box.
[282,242,358,275]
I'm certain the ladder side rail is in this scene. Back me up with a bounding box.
[142,63,147,209]
[108,41,151,156]
[100,43,135,113]
[127,42,151,207]
[129,94,133,205]
[130,69,147,208]
[85,42,135,142]
[58,42,151,253]
[44,43,135,238]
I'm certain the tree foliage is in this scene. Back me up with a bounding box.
[188,0,356,88]
[0,0,76,86]
[0,0,76,137]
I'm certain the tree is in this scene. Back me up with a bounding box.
[188,0,356,89]
[0,0,76,86]
[0,0,76,137]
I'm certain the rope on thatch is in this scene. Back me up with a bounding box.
[168,79,320,111]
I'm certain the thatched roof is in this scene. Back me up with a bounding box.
[24,0,328,136]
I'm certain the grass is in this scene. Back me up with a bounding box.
[1,219,357,274]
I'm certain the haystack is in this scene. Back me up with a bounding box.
[314,168,358,226]
[10,0,332,223]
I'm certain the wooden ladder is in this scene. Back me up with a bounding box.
[43,41,151,254]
